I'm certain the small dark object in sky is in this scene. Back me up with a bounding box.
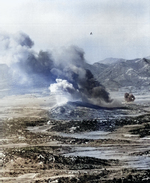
[90,32,93,35]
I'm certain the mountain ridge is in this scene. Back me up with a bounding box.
[1,56,150,94]
[89,57,150,92]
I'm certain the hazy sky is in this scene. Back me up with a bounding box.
[0,0,150,63]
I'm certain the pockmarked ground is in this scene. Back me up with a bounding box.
[0,94,150,182]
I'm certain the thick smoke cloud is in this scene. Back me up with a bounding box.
[49,79,77,93]
[49,46,111,105]
[0,32,33,65]
[0,32,112,106]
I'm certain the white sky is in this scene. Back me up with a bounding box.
[0,0,150,63]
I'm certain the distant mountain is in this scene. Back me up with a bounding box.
[1,56,150,95]
[98,57,125,65]
[89,57,150,92]
[85,62,108,77]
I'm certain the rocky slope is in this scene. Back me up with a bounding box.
[90,57,150,92]
[1,56,150,95]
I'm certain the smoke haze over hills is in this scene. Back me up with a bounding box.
[1,31,150,106]
[0,32,112,106]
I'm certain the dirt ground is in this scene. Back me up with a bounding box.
[0,95,150,182]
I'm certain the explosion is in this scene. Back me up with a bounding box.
[0,31,113,106]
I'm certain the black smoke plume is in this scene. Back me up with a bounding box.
[0,32,112,106]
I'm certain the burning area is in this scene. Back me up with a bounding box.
[0,31,118,107]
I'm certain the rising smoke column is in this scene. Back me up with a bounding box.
[0,32,55,87]
[0,32,36,88]
[49,46,112,105]
[49,79,80,105]
[0,31,112,106]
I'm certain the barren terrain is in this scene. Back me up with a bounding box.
[0,94,150,182]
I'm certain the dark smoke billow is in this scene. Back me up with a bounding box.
[0,32,113,106]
